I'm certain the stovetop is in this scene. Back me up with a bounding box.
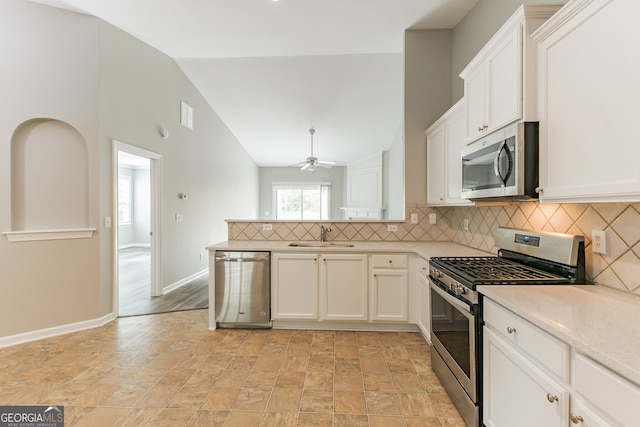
[429,256,572,286]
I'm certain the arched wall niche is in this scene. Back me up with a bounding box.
[10,118,90,232]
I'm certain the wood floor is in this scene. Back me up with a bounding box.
[118,247,208,317]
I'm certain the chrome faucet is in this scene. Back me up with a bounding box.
[320,225,331,242]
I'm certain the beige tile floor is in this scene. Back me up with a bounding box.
[0,310,465,426]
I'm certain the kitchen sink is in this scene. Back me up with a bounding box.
[288,242,354,248]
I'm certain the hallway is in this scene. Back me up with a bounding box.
[119,247,208,317]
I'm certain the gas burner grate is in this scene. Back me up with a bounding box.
[430,256,569,285]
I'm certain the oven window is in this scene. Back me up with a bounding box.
[431,287,472,378]
[462,136,516,192]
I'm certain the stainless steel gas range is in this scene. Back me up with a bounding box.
[428,227,586,427]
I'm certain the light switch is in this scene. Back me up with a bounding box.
[104,216,112,228]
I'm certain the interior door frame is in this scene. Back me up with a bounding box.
[113,140,163,315]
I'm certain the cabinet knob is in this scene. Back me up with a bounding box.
[388,260,393,264]
[507,326,517,334]
[483,124,488,130]
[570,414,584,424]
[478,126,484,132]
[546,393,559,403]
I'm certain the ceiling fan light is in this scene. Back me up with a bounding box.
[307,163,316,172]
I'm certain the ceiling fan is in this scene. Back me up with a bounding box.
[289,128,336,171]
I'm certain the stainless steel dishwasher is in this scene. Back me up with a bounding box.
[214,251,271,328]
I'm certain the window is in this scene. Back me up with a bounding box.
[118,175,132,225]
[273,183,330,220]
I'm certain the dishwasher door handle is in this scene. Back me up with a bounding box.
[215,257,268,263]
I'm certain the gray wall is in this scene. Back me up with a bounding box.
[404,29,453,205]
[98,21,259,303]
[0,0,259,338]
[451,0,567,100]
[259,167,345,219]
[383,125,404,219]
[0,0,101,336]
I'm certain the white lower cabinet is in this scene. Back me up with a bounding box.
[319,253,368,321]
[483,327,569,427]
[369,254,408,322]
[370,270,407,322]
[271,253,318,320]
[484,297,640,427]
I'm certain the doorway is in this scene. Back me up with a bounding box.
[114,141,162,317]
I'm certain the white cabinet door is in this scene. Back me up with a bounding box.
[483,327,569,427]
[271,253,318,320]
[370,269,408,322]
[535,0,640,202]
[485,27,521,132]
[426,125,446,205]
[445,102,470,205]
[463,27,521,142]
[319,254,368,321]
[426,100,472,206]
[463,63,487,141]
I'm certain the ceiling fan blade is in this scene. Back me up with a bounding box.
[316,160,336,168]
[300,162,312,171]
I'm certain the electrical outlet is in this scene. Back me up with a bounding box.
[592,230,607,254]
[175,213,183,222]
[104,216,111,228]
[199,253,204,260]
[387,224,398,232]
[463,218,469,231]
[262,223,272,231]
[410,213,418,224]
[428,213,437,224]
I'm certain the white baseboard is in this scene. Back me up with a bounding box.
[0,311,117,349]
[118,243,151,249]
[163,269,209,294]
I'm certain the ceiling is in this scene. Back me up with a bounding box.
[30,0,479,167]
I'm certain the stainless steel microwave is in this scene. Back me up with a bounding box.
[461,122,539,201]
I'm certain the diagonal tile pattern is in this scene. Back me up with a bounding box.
[0,310,465,427]
[228,202,640,296]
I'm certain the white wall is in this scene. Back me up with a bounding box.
[258,167,345,219]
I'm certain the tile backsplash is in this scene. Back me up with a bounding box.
[227,202,640,296]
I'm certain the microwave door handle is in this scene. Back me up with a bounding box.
[493,141,507,187]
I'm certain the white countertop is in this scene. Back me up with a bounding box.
[479,285,640,386]
[206,240,491,260]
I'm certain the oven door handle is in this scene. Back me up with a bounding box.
[429,278,473,317]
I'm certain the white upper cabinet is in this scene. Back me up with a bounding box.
[426,100,472,206]
[460,5,562,143]
[534,0,640,202]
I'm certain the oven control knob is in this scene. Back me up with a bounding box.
[454,285,466,296]
[430,269,441,278]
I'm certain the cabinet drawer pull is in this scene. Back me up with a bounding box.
[570,414,584,424]
[546,393,558,403]
[506,326,516,334]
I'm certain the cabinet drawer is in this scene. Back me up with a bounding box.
[371,254,408,268]
[484,298,569,381]
[573,352,640,427]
